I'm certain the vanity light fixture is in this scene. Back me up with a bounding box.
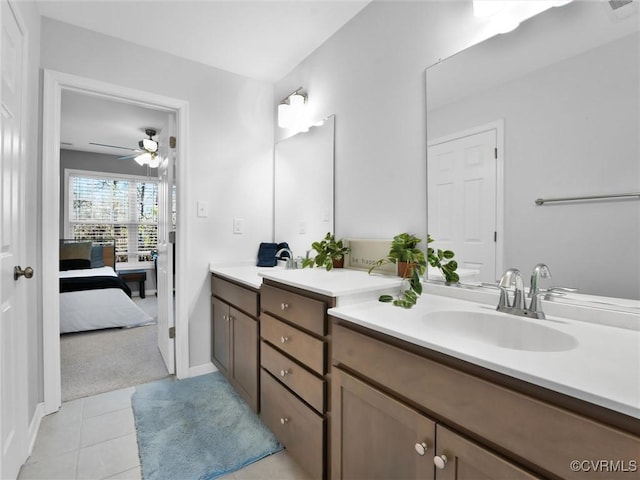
[277,87,307,130]
[473,0,574,34]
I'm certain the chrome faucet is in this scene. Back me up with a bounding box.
[497,268,526,314]
[497,264,576,319]
[276,247,296,269]
[528,263,551,318]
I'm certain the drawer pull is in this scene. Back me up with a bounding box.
[280,369,290,377]
[280,417,289,425]
[434,455,448,470]
[280,303,289,310]
[414,442,429,456]
[280,336,289,344]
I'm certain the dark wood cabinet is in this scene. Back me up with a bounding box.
[260,279,335,479]
[332,368,436,480]
[211,275,259,412]
[332,318,639,480]
[434,425,539,480]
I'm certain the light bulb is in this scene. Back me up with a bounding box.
[473,0,505,17]
[278,103,291,128]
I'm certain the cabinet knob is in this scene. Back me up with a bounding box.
[280,303,289,310]
[222,315,228,321]
[228,315,234,322]
[280,336,289,344]
[280,369,290,377]
[434,454,448,470]
[280,417,289,425]
[414,442,429,456]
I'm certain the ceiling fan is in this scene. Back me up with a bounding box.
[116,128,160,167]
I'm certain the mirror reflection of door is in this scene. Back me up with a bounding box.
[428,126,498,283]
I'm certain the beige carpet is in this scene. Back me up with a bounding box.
[61,297,170,401]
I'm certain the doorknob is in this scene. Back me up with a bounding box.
[14,266,34,280]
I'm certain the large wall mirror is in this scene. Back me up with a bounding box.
[426,2,639,300]
[274,115,335,257]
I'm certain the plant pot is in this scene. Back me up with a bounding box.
[397,261,415,278]
[332,257,345,269]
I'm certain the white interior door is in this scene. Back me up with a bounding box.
[156,114,175,374]
[428,128,497,283]
[1,1,29,477]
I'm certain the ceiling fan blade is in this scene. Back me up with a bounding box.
[117,152,142,160]
[89,142,136,151]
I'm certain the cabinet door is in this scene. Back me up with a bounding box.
[212,296,231,375]
[230,306,258,412]
[434,425,541,480]
[332,368,436,480]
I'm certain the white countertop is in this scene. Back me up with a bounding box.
[259,268,403,305]
[210,264,403,304]
[329,294,640,418]
[209,264,273,289]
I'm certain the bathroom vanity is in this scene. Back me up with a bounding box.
[210,267,263,412]
[329,292,639,480]
[210,264,639,479]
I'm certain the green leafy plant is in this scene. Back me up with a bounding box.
[368,233,427,308]
[302,232,351,271]
[368,233,460,308]
[427,234,459,284]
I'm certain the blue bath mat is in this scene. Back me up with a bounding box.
[132,372,283,480]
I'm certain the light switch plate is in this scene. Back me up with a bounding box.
[233,218,244,234]
[197,201,209,218]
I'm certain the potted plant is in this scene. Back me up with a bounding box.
[427,234,459,285]
[368,233,427,308]
[302,232,351,271]
[368,233,459,309]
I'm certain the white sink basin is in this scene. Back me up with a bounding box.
[424,310,578,352]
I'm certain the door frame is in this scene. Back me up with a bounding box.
[427,119,505,281]
[42,69,190,414]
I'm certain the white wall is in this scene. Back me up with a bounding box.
[40,18,274,368]
[275,1,639,298]
[275,1,499,241]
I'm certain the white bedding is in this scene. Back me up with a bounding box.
[59,266,118,279]
[59,267,154,334]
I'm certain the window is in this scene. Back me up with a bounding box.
[66,170,158,265]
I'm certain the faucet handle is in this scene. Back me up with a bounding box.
[543,286,578,301]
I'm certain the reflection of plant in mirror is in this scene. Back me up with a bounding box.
[427,234,459,285]
[368,233,427,309]
[302,232,351,271]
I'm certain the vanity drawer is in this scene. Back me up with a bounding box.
[261,369,324,479]
[261,341,325,413]
[261,284,326,336]
[211,275,259,317]
[261,313,325,375]
[332,321,640,480]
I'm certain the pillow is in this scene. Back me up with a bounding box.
[90,245,104,268]
[60,241,92,261]
[60,259,91,271]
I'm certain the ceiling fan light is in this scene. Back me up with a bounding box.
[135,152,151,166]
[140,138,158,153]
[149,153,161,168]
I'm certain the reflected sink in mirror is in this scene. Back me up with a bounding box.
[424,310,578,352]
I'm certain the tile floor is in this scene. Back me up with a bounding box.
[18,385,310,480]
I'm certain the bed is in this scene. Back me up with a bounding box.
[59,240,154,334]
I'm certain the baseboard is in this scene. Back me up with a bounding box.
[27,402,45,455]
[188,362,218,378]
